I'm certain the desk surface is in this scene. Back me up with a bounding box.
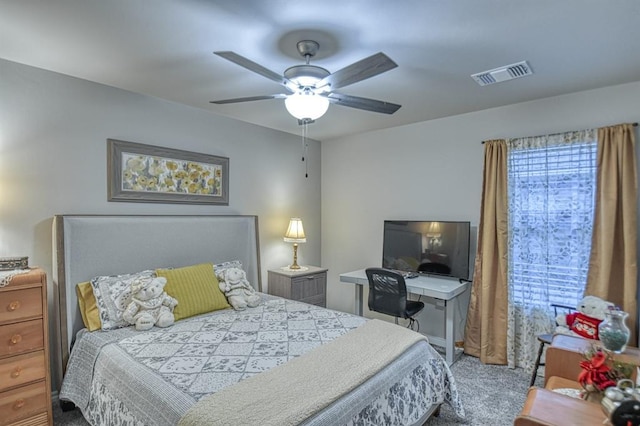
[339,269,469,300]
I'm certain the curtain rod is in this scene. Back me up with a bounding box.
[481,122,638,144]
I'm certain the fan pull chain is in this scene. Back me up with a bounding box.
[302,121,309,178]
[301,121,306,162]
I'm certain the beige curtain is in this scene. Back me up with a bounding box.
[464,140,509,364]
[585,123,638,346]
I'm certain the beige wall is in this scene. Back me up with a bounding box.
[321,81,640,340]
[0,58,323,390]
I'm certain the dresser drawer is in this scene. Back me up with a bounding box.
[0,320,44,357]
[0,380,47,425]
[7,411,49,426]
[0,288,42,325]
[0,351,45,393]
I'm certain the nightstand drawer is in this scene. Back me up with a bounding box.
[0,288,42,324]
[0,320,44,357]
[0,380,47,425]
[298,295,326,307]
[291,273,326,300]
[0,351,46,392]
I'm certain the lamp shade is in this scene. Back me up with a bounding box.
[284,93,329,121]
[284,218,306,243]
[428,221,442,235]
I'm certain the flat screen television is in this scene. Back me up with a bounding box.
[382,220,470,280]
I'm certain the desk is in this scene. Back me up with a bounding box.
[339,269,469,365]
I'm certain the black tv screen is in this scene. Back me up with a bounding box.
[382,220,470,280]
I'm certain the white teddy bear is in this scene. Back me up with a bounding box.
[555,295,613,340]
[122,276,178,331]
[218,267,260,311]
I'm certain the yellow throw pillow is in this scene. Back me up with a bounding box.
[157,263,229,321]
[76,282,102,331]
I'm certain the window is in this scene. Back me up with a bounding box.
[507,134,597,311]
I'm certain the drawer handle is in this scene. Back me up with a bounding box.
[11,366,23,378]
[306,276,315,279]
[8,300,21,311]
[13,399,25,410]
[10,334,22,345]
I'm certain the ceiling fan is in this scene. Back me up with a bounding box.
[210,40,401,122]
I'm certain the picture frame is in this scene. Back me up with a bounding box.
[107,139,229,205]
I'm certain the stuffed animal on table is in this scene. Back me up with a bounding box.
[217,267,260,311]
[555,295,614,340]
[122,276,178,331]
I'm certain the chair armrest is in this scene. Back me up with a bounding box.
[544,345,584,386]
[550,303,575,311]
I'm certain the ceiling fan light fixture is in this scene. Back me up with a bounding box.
[291,75,320,87]
[212,40,401,119]
[284,92,329,121]
[284,64,331,90]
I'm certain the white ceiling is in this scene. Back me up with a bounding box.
[2,0,640,141]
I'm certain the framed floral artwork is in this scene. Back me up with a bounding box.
[107,139,229,205]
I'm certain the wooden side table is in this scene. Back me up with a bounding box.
[267,266,327,307]
[0,268,52,426]
[516,334,640,426]
[545,334,640,387]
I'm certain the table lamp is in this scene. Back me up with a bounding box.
[284,218,306,270]
[427,221,442,249]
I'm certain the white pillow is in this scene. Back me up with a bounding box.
[90,270,155,330]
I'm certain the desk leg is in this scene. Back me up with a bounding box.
[445,299,455,366]
[355,285,363,316]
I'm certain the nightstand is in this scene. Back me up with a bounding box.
[267,266,327,307]
[0,268,52,426]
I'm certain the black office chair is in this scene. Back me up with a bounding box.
[365,268,425,331]
[417,262,451,275]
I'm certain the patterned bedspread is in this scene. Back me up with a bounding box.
[61,296,464,425]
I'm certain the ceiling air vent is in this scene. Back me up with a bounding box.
[471,61,533,86]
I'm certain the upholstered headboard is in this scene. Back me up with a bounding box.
[53,214,261,378]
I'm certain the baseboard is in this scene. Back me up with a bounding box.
[428,336,446,348]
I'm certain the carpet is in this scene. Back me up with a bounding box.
[53,353,534,425]
[426,354,533,425]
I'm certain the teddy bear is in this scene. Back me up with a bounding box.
[122,276,178,331]
[217,267,260,311]
[555,295,614,340]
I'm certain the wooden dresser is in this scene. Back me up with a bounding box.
[0,269,52,426]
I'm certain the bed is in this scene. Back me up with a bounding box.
[54,215,464,425]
